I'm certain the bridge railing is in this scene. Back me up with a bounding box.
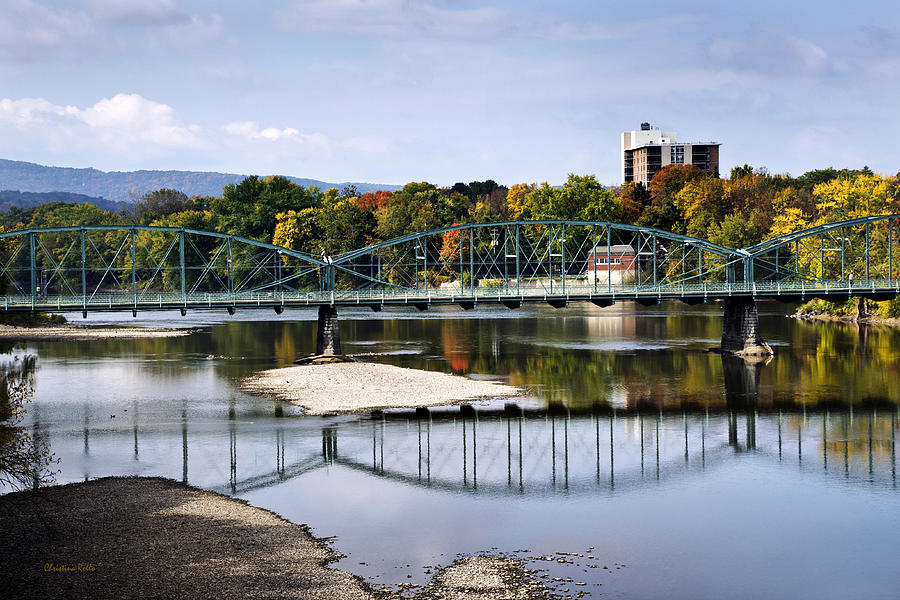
[5,278,898,311]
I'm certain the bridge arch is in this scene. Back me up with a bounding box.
[330,220,747,294]
[745,214,900,283]
[0,226,326,313]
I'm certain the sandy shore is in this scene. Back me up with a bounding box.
[240,362,524,415]
[0,477,555,600]
[0,324,194,341]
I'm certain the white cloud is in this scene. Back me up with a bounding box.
[222,121,332,159]
[0,94,203,156]
[0,93,337,168]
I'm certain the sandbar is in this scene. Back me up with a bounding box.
[240,361,524,415]
[0,324,194,341]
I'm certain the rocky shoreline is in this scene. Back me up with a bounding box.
[0,477,557,600]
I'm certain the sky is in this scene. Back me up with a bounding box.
[1,0,899,187]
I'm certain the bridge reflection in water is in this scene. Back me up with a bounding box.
[57,403,898,497]
[317,408,898,496]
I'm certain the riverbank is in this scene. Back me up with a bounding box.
[240,361,524,415]
[793,311,900,326]
[792,297,900,327]
[0,323,194,341]
[0,477,555,600]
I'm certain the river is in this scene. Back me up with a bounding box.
[3,301,899,599]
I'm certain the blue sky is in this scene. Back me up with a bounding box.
[1,0,898,186]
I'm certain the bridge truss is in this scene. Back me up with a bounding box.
[0,216,898,313]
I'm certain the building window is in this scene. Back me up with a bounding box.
[670,145,684,165]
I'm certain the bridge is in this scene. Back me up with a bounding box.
[1,215,898,354]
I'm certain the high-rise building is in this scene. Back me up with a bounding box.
[621,122,720,186]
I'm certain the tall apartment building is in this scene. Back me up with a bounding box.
[621,122,720,186]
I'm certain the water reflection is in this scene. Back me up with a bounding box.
[34,404,899,496]
[7,306,900,598]
[0,349,55,490]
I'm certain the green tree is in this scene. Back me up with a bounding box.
[129,189,194,226]
[707,213,765,249]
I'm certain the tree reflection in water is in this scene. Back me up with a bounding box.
[0,351,56,490]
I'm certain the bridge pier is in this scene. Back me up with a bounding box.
[315,305,341,355]
[720,298,773,356]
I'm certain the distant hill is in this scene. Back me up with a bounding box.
[0,159,402,203]
[0,190,125,214]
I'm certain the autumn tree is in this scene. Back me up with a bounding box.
[356,190,392,211]
[616,182,651,224]
[506,183,536,220]
[674,177,727,238]
[639,165,707,233]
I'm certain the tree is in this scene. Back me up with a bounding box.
[616,182,650,224]
[374,182,442,240]
[209,176,322,241]
[129,189,193,226]
[707,213,765,249]
[730,164,754,181]
[272,208,320,254]
[674,177,727,238]
[356,191,392,211]
[506,183,536,220]
[640,165,706,233]
[812,173,899,222]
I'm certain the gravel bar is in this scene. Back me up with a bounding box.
[0,324,193,341]
[1,477,560,600]
[240,362,524,415]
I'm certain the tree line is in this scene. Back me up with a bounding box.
[1,166,898,259]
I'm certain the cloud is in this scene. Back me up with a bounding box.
[81,0,189,26]
[0,0,95,60]
[278,0,705,43]
[0,93,337,168]
[277,0,505,37]
[0,0,221,61]
[708,28,831,76]
[0,93,203,155]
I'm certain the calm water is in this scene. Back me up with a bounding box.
[4,302,900,599]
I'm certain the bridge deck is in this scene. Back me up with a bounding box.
[5,279,898,313]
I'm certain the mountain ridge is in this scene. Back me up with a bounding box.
[0,159,401,203]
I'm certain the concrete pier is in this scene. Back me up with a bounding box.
[720,298,773,356]
[315,305,341,355]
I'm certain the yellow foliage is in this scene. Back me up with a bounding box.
[506,183,535,220]
[813,174,898,222]
[272,208,318,252]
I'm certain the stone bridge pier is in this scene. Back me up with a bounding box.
[720,298,773,356]
[315,305,341,355]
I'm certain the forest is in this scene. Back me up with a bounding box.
[1,165,897,260]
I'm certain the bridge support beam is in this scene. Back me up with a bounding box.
[315,305,341,355]
[720,298,773,356]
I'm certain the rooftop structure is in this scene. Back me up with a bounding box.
[621,122,720,186]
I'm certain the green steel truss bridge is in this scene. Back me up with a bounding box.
[2,215,898,315]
